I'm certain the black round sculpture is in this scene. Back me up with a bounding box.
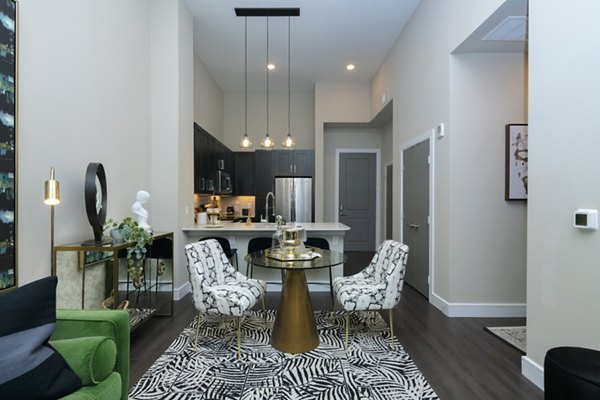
[84,162,108,243]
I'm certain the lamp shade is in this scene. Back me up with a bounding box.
[44,167,60,205]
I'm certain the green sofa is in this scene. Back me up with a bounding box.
[50,309,130,400]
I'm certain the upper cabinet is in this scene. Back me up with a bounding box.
[233,152,255,196]
[274,150,314,177]
[194,123,233,194]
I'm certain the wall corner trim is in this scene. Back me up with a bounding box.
[430,293,526,317]
[521,356,544,391]
[174,281,191,301]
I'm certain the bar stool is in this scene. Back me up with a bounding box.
[246,237,273,278]
[304,237,333,305]
[198,236,238,270]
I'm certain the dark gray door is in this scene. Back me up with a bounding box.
[339,153,376,251]
[402,140,430,298]
[385,164,393,240]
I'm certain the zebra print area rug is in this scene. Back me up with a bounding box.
[129,310,438,399]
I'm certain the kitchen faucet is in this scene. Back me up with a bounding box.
[265,192,275,225]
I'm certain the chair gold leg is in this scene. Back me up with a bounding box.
[236,316,242,360]
[344,311,349,352]
[261,295,267,328]
[194,312,201,351]
[389,309,395,350]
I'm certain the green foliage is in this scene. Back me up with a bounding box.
[106,217,153,280]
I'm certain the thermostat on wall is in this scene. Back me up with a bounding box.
[574,209,598,230]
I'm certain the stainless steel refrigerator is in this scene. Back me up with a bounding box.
[275,177,313,223]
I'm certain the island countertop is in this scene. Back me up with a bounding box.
[183,222,350,234]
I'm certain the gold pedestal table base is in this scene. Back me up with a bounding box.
[245,247,346,354]
[271,270,319,353]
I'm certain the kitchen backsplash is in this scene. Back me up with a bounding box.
[194,194,256,221]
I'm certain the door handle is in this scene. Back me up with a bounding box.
[406,223,420,229]
[339,204,346,217]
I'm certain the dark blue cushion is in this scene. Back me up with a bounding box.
[0,276,81,399]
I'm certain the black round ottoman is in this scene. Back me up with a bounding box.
[545,347,600,399]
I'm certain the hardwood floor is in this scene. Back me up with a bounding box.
[130,251,543,399]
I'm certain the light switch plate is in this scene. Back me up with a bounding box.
[436,123,445,138]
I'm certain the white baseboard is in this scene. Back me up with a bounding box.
[522,356,544,390]
[173,282,191,301]
[430,293,526,317]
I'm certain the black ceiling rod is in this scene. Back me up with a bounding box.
[235,8,300,17]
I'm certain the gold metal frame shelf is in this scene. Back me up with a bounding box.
[265,246,321,261]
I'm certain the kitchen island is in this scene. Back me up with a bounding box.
[183,222,350,292]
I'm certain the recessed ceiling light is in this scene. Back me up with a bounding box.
[346,64,355,71]
[267,63,276,70]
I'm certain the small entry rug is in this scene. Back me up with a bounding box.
[129,310,438,399]
[485,326,526,353]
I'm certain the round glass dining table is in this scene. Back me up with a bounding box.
[245,248,346,353]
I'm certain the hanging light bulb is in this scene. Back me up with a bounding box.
[240,17,253,149]
[261,134,274,148]
[261,16,274,150]
[282,16,296,150]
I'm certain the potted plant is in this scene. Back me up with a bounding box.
[105,217,153,288]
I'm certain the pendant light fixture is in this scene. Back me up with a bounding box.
[240,16,252,149]
[282,15,296,149]
[261,16,275,150]
[235,8,300,150]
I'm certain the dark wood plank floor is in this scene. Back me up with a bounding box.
[130,251,543,399]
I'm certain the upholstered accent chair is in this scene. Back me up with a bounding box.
[199,236,238,270]
[333,240,409,351]
[184,239,266,359]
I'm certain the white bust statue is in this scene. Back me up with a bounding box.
[131,190,151,232]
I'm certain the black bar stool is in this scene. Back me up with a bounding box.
[198,237,238,270]
[246,237,273,278]
[304,237,333,305]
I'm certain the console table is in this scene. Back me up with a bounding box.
[53,231,174,330]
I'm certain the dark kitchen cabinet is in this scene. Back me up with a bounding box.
[254,150,274,220]
[216,142,233,173]
[274,150,314,177]
[194,123,233,194]
[194,125,210,193]
[233,152,255,195]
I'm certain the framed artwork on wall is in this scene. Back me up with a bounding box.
[0,0,16,293]
[505,123,528,201]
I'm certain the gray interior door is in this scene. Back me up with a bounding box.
[386,164,393,240]
[339,153,376,251]
[402,140,430,298]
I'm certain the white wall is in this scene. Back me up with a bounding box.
[150,0,194,291]
[370,0,505,302]
[194,54,224,140]
[449,52,527,303]
[314,82,370,221]
[323,127,382,222]
[526,0,600,374]
[223,91,314,151]
[18,0,152,284]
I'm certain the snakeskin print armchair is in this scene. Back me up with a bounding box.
[184,239,266,359]
[333,240,409,351]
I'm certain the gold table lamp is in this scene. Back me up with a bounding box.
[44,167,60,275]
